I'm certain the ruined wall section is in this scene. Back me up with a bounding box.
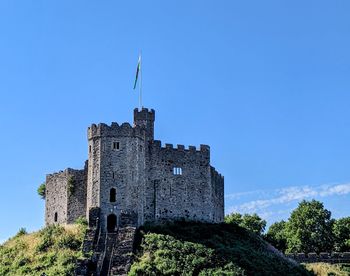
[45,170,68,225]
[146,141,215,223]
[210,166,224,222]
[88,122,147,229]
[45,166,87,225]
[66,163,88,223]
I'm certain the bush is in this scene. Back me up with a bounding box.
[15,228,27,237]
[37,182,46,199]
[75,216,88,227]
[67,176,75,196]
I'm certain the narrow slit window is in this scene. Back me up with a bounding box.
[89,145,92,153]
[54,212,58,222]
[112,172,115,179]
[113,142,120,150]
[110,188,116,202]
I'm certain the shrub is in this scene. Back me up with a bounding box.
[37,182,46,199]
[67,176,75,196]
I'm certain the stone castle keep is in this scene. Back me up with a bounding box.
[45,108,224,231]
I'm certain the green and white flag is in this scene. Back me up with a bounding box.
[133,55,141,89]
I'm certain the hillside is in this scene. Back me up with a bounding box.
[129,221,312,276]
[0,223,86,276]
[3,221,347,275]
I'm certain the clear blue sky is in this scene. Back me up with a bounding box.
[1,1,350,242]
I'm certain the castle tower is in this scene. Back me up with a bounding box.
[86,116,150,230]
[133,108,155,141]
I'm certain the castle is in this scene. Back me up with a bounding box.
[45,108,224,231]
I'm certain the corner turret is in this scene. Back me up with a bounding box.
[133,108,155,141]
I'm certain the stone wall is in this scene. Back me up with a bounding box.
[211,166,224,222]
[145,141,222,223]
[286,252,350,264]
[45,166,87,226]
[45,170,68,225]
[66,163,88,223]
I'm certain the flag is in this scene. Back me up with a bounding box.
[133,55,141,89]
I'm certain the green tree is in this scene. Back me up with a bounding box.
[332,217,350,252]
[37,182,46,199]
[225,213,243,225]
[225,213,266,235]
[285,199,334,253]
[265,220,287,252]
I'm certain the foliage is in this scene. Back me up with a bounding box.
[332,217,350,252]
[265,220,287,253]
[15,228,27,238]
[75,216,88,227]
[225,213,266,235]
[0,224,86,276]
[67,176,75,196]
[285,200,334,253]
[37,182,46,199]
[305,262,350,276]
[130,221,312,276]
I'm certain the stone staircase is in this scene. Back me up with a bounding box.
[107,226,137,276]
[75,210,138,276]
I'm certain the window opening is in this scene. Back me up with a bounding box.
[173,167,182,175]
[110,188,116,202]
[113,142,120,150]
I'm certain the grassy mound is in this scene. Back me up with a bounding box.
[305,263,350,276]
[129,221,312,276]
[0,224,86,276]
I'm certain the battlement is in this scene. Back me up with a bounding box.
[88,122,145,140]
[151,140,210,154]
[133,107,155,121]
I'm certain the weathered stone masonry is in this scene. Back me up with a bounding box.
[45,108,224,230]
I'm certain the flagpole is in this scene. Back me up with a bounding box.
[139,52,143,110]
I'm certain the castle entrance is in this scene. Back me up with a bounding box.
[107,214,117,232]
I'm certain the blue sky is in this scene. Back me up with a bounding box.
[1,1,350,242]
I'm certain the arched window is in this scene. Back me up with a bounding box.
[54,212,58,222]
[110,188,116,202]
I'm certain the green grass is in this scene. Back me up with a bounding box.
[305,263,350,276]
[0,223,86,276]
[129,221,313,276]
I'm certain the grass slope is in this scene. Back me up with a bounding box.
[0,224,86,276]
[305,263,350,276]
[130,221,313,276]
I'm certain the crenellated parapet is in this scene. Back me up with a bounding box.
[87,122,146,140]
[151,140,210,157]
[133,107,155,121]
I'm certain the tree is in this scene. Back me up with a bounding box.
[37,182,46,199]
[225,213,266,235]
[332,217,350,252]
[225,213,243,225]
[265,220,287,252]
[285,199,334,253]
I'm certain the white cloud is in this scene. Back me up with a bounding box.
[226,182,350,215]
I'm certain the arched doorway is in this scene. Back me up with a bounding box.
[107,214,117,232]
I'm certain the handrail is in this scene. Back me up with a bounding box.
[107,228,119,276]
[95,225,102,250]
[107,245,115,276]
[98,231,108,275]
